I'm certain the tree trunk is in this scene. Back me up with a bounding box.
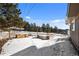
[0,30,2,40]
[8,30,11,40]
[37,27,38,37]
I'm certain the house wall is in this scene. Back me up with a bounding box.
[68,3,79,51]
[70,18,79,50]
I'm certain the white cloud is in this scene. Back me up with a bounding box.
[49,19,69,29]
[26,16,31,19]
[51,19,62,23]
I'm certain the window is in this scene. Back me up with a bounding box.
[72,23,75,31]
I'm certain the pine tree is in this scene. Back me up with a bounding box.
[33,23,37,31]
[42,24,46,32]
[0,3,22,30]
[0,3,23,39]
[54,26,58,33]
[24,22,30,31]
[45,23,50,33]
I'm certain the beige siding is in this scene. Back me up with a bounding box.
[70,18,79,50]
[67,3,79,50]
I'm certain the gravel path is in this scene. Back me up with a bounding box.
[12,37,78,56]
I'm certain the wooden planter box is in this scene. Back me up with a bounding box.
[16,34,29,38]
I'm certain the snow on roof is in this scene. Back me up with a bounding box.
[8,27,24,30]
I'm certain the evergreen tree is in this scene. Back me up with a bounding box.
[24,22,30,31]
[53,26,58,33]
[50,27,53,32]
[33,23,37,31]
[45,24,51,33]
[0,3,22,30]
[42,24,46,32]
[0,3,24,39]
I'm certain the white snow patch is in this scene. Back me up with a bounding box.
[0,36,33,56]
[0,33,68,56]
[35,34,68,49]
[32,38,48,48]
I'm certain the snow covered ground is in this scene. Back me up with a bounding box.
[0,36,33,56]
[0,33,77,56]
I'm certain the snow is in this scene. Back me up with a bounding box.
[0,33,69,56]
[32,38,48,48]
[0,36,33,56]
[0,32,9,40]
[34,34,68,49]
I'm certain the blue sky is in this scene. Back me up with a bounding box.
[18,3,69,29]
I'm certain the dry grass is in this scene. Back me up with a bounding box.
[0,38,9,53]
